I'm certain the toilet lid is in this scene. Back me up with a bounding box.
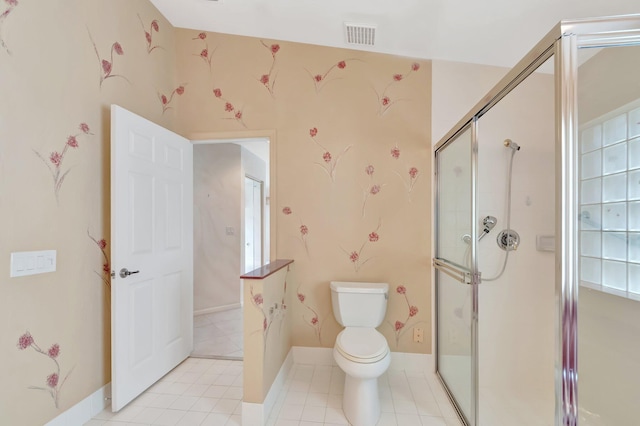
[336,328,389,363]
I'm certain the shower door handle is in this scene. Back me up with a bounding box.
[433,258,473,285]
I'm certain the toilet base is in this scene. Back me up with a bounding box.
[342,374,381,426]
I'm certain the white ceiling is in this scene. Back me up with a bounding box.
[149,0,638,69]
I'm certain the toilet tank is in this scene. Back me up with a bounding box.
[330,281,388,327]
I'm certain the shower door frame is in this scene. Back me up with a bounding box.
[432,14,640,426]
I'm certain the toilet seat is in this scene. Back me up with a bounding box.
[336,328,389,364]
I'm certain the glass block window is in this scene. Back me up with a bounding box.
[580,100,640,299]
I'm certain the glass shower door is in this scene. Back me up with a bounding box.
[435,125,476,425]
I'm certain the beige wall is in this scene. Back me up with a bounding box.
[193,143,242,312]
[2,2,433,423]
[243,263,294,404]
[176,30,433,353]
[0,0,177,424]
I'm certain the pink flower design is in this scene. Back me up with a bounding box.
[159,85,186,113]
[88,30,129,87]
[46,373,59,388]
[393,159,421,195]
[49,152,62,166]
[210,87,245,126]
[193,32,215,69]
[391,145,400,159]
[36,123,92,202]
[17,332,71,408]
[342,220,382,272]
[409,167,418,178]
[138,15,162,53]
[258,41,280,97]
[306,59,352,92]
[88,230,111,290]
[0,0,18,54]
[370,184,381,195]
[365,165,375,175]
[17,332,33,350]
[307,126,352,182]
[282,205,310,255]
[297,287,323,343]
[253,293,264,305]
[47,344,60,359]
[387,285,421,346]
[374,62,420,115]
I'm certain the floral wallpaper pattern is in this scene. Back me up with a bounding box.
[1,5,429,421]
[374,62,421,115]
[387,285,422,347]
[159,85,185,113]
[297,288,324,343]
[306,59,354,93]
[249,275,288,352]
[34,123,93,202]
[258,41,280,97]
[308,127,352,182]
[87,230,110,290]
[0,0,17,54]
[88,31,128,87]
[17,332,72,408]
[138,14,162,54]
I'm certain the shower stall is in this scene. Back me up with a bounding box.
[433,15,640,426]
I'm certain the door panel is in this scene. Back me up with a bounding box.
[111,105,193,411]
[435,125,475,425]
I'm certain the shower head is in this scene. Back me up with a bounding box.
[504,139,520,151]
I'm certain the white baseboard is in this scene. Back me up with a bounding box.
[194,302,241,316]
[45,383,111,426]
[242,349,293,425]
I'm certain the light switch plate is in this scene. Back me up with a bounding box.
[10,250,57,277]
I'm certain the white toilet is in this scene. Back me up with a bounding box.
[330,281,391,426]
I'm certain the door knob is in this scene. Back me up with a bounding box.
[119,268,140,278]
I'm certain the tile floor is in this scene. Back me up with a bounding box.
[85,357,462,426]
[192,308,243,359]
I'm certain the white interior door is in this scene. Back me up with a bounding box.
[243,176,262,273]
[110,105,194,411]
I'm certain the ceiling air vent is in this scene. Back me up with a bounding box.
[344,22,376,46]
